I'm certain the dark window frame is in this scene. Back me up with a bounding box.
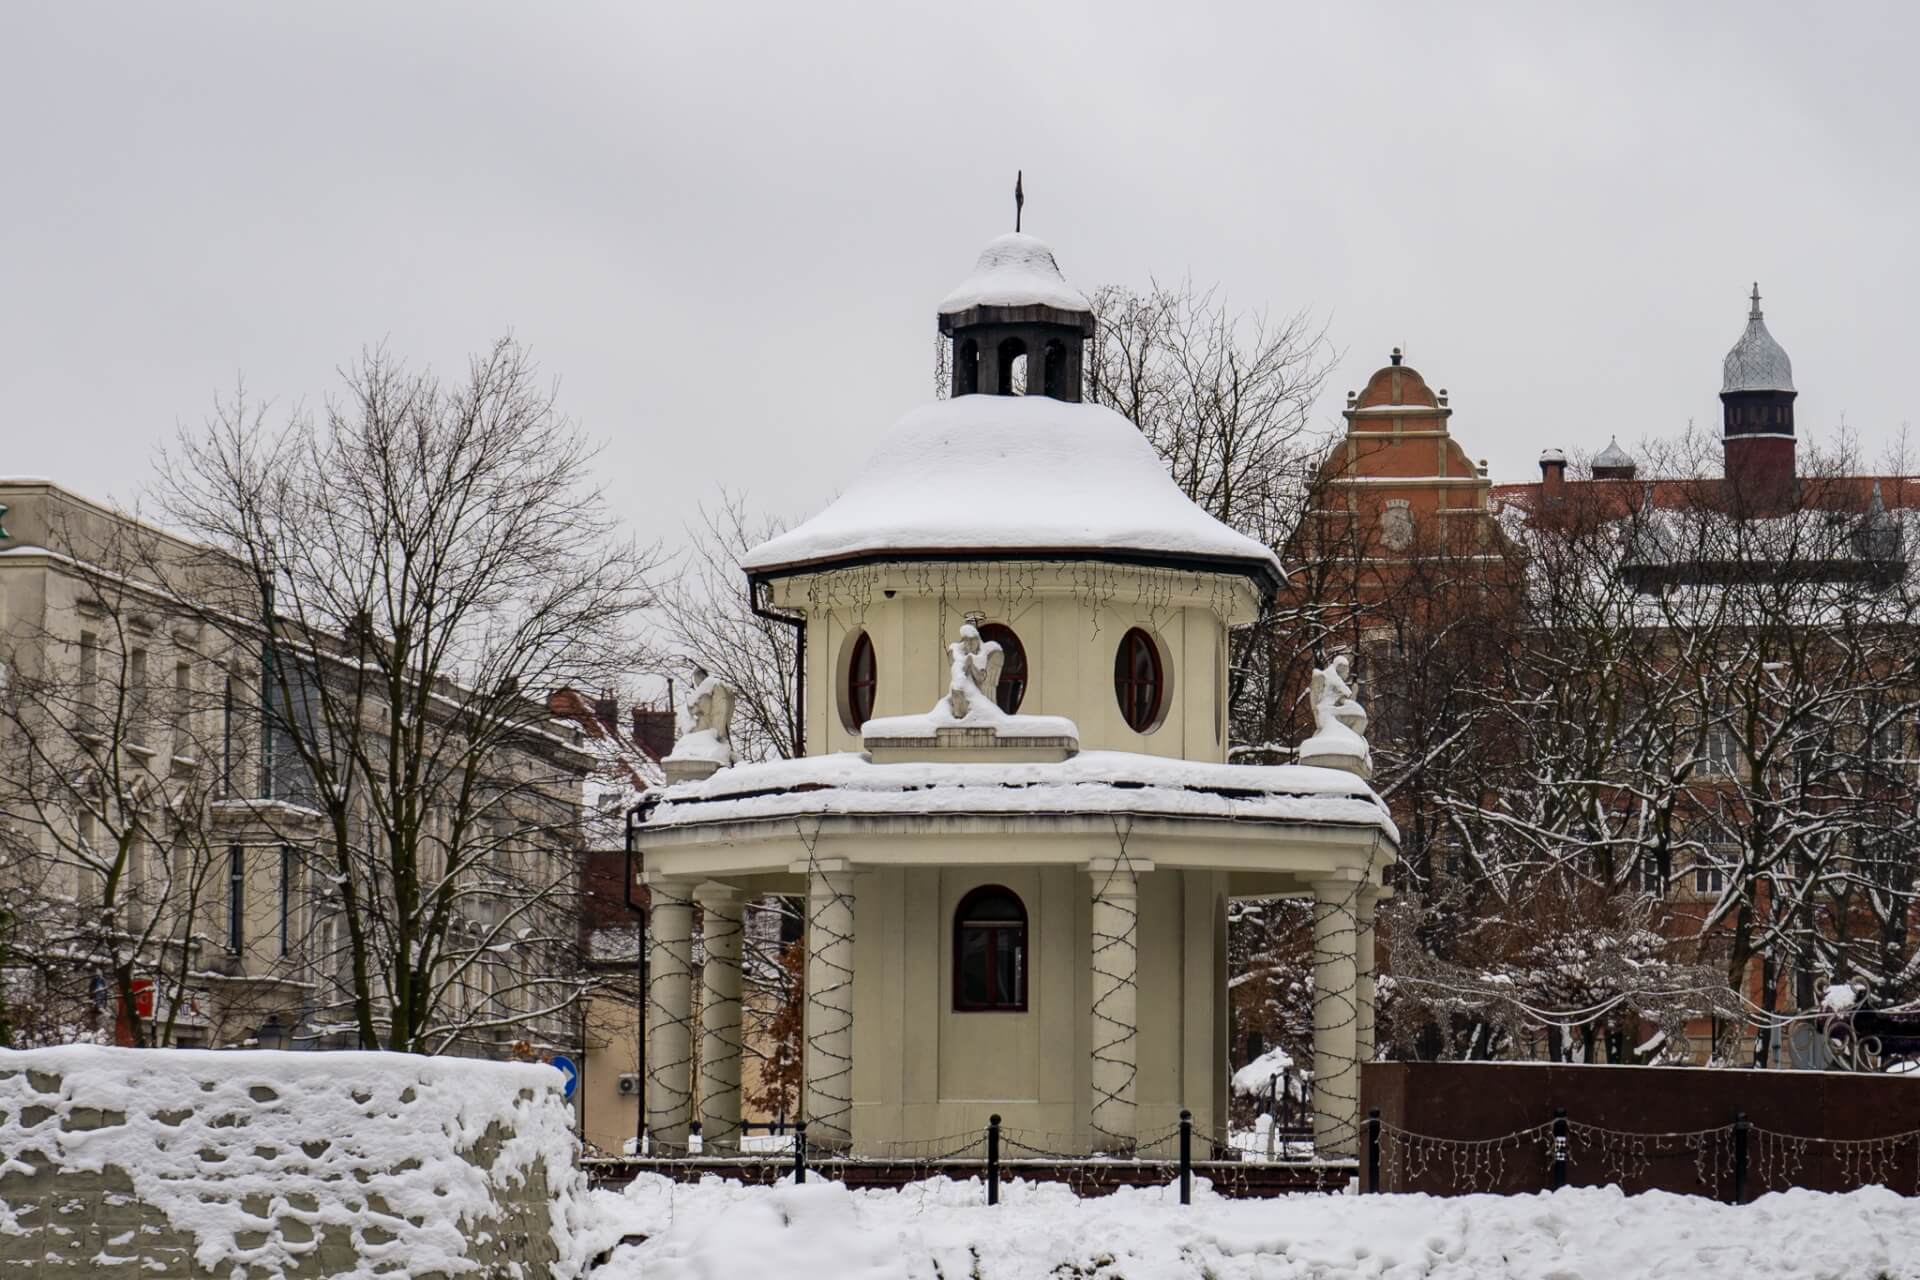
[227,845,245,953]
[953,884,1029,1013]
[1113,628,1164,732]
[977,623,1028,714]
[846,631,877,728]
[278,845,294,957]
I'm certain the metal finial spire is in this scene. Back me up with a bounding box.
[1014,170,1024,233]
[1750,282,1762,318]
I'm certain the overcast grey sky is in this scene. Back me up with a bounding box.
[4,1,1916,552]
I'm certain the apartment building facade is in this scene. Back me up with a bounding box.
[0,479,598,1060]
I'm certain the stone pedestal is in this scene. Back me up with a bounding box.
[803,861,856,1148]
[1311,877,1361,1158]
[695,882,743,1148]
[644,882,695,1147]
[1088,857,1143,1152]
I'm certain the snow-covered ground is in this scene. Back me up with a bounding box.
[581,1173,1920,1279]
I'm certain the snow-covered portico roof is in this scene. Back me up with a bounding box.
[740,395,1286,592]
[641,750,1396,838]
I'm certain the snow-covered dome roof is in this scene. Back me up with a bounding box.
[937,232,1090,316]
[741,394,1282,588]
[1593,437,1635,469]
[1722,284,1794,394]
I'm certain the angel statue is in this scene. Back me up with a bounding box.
[666,663,737,773]
[945,623,1004,720]
[685,664,736,743]
[1310,653,1367,743]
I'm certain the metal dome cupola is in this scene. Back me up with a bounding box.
[1720,284,1798,508]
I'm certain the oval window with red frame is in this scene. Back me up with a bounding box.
[1113,627,1164,732]
[976,623,1027,714]
[844,631,877,730]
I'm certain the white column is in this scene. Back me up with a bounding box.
[804,861,856,1149]
[1088,857,1142,1152]
[695,882,743,1150]
[1356,887,1380,1067]
[1311,877,1362,1158]
[645,880,696,1148]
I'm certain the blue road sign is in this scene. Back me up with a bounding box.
[552,1054,578,1099]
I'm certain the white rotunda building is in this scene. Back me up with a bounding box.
[634,227,1397,1158]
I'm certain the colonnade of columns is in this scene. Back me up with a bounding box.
[642,865,1378,1159]
[643,879,745,1150]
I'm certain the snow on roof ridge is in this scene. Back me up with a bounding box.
[937,231,1090,315]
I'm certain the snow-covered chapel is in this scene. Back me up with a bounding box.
[633,225,1398,1158]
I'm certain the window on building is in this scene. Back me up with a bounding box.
[845,631,877,729]
[1693,859,1727,896]
[1636,852,1666,897]
[1700,714,1739,777]
[953,885,1027,1011]
[279,845,295,957]
[128,647,149,746]
[227,845,245,953]
[172,662,193,749]
[221,673,239,797]
[261,650,322,804]
[1113,628,1164,732]
[1870,715,1906,769]
[77,632,99,732]
[977,623,1027,714]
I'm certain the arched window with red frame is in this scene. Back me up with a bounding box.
[1114,627,1163,732]
[954,885,1027,1011]
[845,631,877,729]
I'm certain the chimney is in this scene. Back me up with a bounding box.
[632,706,676,760]
[592,692,619,735]
[1539,448,1567,503]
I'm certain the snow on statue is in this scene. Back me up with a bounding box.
[945,622,1004,720]
[1297,653,1372,779]
[665,664,736,771]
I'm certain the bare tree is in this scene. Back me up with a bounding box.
[151,340,661,1054]
[1086,281,1336,549]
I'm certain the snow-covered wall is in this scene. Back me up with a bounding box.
[0,1045,589,1279]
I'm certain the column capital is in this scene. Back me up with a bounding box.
[1086,857,1154,877]
[1309,872,1364,899]
[641,871,700,892]
[693,880,744,906]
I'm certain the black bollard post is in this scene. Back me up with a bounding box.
[1179,1109,1193,1206]
[1732,1111,1749,1205]
[1551,1107,1569,1190]
[794,1121,808,1185]
[1367,1108,1381,1194]
[987,1114,1001,1206]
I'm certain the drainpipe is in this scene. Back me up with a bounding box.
[747,574,806,758]
[625,797,658,1153]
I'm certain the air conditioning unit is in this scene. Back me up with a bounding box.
[616,1073,639,1096]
